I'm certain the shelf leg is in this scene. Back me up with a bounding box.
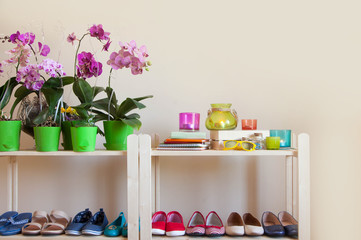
[139,134,152,240]
[7,157,12,211]
[152,134,161,213]
[127,134,139,240]
[286,155,293,214]
[155,156,160,212]
[11,156,18,212]
[298,133,311,240]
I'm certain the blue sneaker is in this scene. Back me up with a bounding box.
[65,208,92,236]
[104,212,126,237]
[0,212,32,236]
[82,208,108,236]
[0,211,18,230]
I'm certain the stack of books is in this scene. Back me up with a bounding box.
[157,131,209,151]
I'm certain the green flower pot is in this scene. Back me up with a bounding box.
[61,120,81,150]
[34,127,61,152]
[103,121,134,150]
[0,121,21,151]
[71,126,97,152]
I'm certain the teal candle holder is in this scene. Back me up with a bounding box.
[270,130,291,148]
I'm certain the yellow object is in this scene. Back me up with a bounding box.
[61,107,78,115]
[205,103,238,130]
[223,140,256,151]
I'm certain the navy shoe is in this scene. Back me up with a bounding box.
[0,211,18,230]
[0,212,32,236]
[278,211,298,238]
[82,208,108,236]
[65,208,92,236]
[261,211,285,237]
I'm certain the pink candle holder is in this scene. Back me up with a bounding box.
[241,119,257,130]
[179,112,200,131]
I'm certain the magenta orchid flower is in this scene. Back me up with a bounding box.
[16,64,43,91]
[67,32,77,45]
[107,40,150,75]
[38,42,50,57]
[102,40,111,51]
[38,59,66,77]
[18,32,35,45]
[76,51,103,79]
[89,24,110,41]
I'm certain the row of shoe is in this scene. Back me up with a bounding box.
[152,210,298,238]
[0,209,128,237]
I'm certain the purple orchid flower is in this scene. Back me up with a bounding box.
[38,42,50,57]
[67,32,77,45]
[76,51,103,79]
[16,64,44,91]
[102,40,111,51]
[89,24,110,41]
[18,32,35,45]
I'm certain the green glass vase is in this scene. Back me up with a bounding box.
[205,103,238,130]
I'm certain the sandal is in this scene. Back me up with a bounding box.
[0,211,18,229]
[41,210,71,235]
[22,211,49,235]
[0,212,32,236]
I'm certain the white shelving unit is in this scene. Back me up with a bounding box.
[138,133,310,240]
[0,134,140,240]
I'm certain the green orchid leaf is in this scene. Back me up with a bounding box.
[93,109,112,122]
[121,118,142,130]
[32,109,50,125]
[42,88,63,114]
[10,86,32,118]
[73,79,93,103]
[92,86,104,98]
[72,107,89,120]
[126,113,140,119]
[117,98,146,116]
[43,78,62,89]
[133,95,153,102]
[105,87,117,105]
[92,98,117,118]
[61,76,75,86]
[0,77,19,110]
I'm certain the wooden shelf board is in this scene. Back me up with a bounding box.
[151,149,297,157]
[0,235,127,239]
[0,150,127,157]
[153,236,297,240]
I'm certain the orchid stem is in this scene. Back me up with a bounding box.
[73,33,89,79]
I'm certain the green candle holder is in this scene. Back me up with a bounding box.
[266,137,280,150]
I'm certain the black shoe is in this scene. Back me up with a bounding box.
[261,211,285,237]
[278,211,298,238]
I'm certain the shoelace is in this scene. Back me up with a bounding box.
[9,217,29,225]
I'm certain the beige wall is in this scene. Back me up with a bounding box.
[1,0,361,239]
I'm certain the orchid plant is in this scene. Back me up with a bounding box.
[65,24,110,126]
[92,40,153,130]
[0,31,70,129]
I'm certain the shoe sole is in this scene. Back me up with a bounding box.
[187,232,205,236]
[207,233,225,237]
[166,230,185,236]
[82,229,103,236]
[65,230,81,236]
[152,229,165,235]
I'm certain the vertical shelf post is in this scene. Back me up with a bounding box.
[139,134,152,240]
[298,133,311,240]
[127,134,139,240]
[7,157,12,211]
